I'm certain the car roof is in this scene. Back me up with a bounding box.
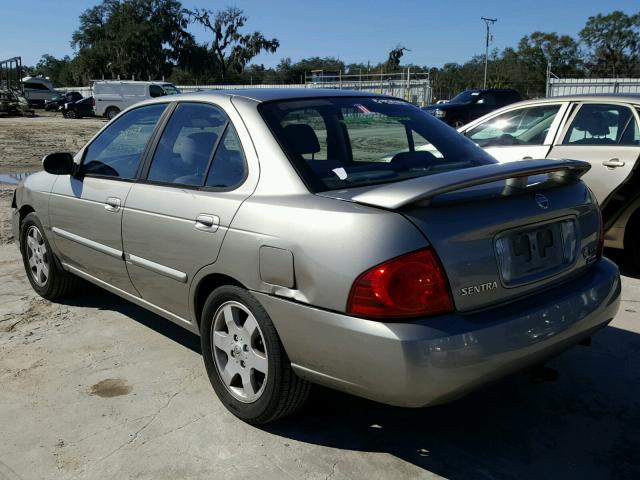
[460,88,518,93]
[92,80,170,85]
[171,88,388,103]
[512,93,640,106]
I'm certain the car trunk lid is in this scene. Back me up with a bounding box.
[318,159,601,312]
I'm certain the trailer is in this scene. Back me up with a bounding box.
[0,56,34,116]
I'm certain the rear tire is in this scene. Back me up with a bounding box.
[200,285,310,424]
[64,110,76,119]
[105,107,120,120]
[625,213,640,271]
[20,213,78,299]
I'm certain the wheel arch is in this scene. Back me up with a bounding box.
[16,204,35,246]
[192,273,246,329]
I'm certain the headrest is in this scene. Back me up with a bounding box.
[391,150,438,165]
[179,132,216,156]
[283,124,320,155]
[573,111,610,137]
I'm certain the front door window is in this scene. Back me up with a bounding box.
[466,105,561,147]
[83,103,167,179]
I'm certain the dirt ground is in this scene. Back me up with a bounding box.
[0,111,103,174]
[0,187,14,245]
[1,115,640,479]
[0,112,103,245]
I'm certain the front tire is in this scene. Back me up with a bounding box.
[20,213,78,299]
[200,286,310,424]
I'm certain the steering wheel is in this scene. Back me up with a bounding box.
[496,133,521,146]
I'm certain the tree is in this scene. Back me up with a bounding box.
[580,11,640,76]
[513,32,584,94]
[71,0,193,82]
[33,54,77,86]
[186,7,279,81]
[386,45,410,71]
[517,32,583,75]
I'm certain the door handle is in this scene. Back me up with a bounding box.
[195,214,219,232]
[104,197,121,212]
[522,156,533,160]
[602,158,625,169]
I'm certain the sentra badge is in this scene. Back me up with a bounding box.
[460,281,498,296]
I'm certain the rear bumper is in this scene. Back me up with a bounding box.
[254,258,621,407]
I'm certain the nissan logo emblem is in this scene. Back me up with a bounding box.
[535,193,549,210]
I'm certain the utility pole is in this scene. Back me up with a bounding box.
[481,17,497,89]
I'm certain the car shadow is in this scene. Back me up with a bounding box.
[57,282,201,354]
[264,324,640,479]
[56,278,640,479]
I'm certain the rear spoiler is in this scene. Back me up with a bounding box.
[350,159,591,210]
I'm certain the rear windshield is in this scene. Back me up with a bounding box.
[259,97,496,191]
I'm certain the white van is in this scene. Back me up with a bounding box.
[22,76,61,107]
[93,81,180,119]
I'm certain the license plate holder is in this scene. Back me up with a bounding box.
[495,219,577,287]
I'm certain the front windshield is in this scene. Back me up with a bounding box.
[260,97,496,192]
[450,90,480,104]
[161,84,181,95]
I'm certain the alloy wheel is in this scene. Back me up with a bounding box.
[26,225,49,287]
[211,301,269,403]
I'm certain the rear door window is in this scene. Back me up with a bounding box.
[147,103,228,186]
[466,104,561,147]
[145,102,247,189]
[619,112,640,145]
[204,126,247,188]
[563,104,634,145]
[83,103,167,179]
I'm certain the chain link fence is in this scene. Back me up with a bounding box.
[548,77,640,97]
[59,72,433,106]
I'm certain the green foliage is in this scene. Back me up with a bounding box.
[580,10,640,76]
[33,55,77,86]
[23,4,640,97]
[185,7,279,81]
[71,0,192,83]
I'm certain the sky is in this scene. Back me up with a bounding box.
[0,0,638,69]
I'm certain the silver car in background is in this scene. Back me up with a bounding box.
[458,95,640,268]
[12,89,620,424]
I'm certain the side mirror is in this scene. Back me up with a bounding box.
[42,152,75,175]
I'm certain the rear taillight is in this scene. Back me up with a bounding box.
[347,247,454,319]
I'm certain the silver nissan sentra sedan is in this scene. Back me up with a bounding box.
[12,89,621,424]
